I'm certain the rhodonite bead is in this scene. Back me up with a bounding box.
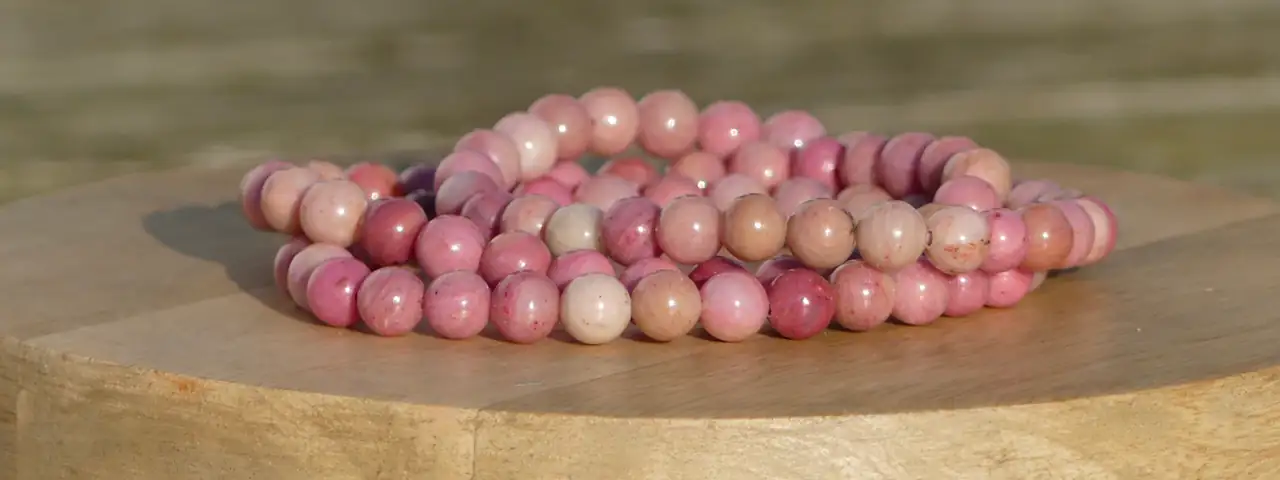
[598,157,659,188]
[434,150,506,191]
[923,205,991,274]
[358,267,426,337]
[773,177,833,218]
[454,129,522,190]
[397,165,436,194]
[286,243,354,309]
[543,203,605,256]
[981,208,1029,273]
[657,196,722,265]
[423,270,490,340]
[699,269,769,342]
[240,160,293,231]
[631,269,701,341]
[786,198,857,270]
[345,162,400,201]
[697,100,762,158]
[545,160,591,190]
[306,160,346,180]
[755,255,806,285]
[890,259,949,326]
[1006,180,1061,210]
[943,148,1013,202]
[689,256,748,288]
[767,268,836,340]
[637,90,700,159]
[918,136,979,193]
[829,259,896,331]
[728,142,791,190]
[855,200,928,272]
[529,93,593,162]
[574,174,640,212]
[514,177,573,206]
[499,194,560,237]
[722,193,787,262]
[602,196,661,266]
[579,86,640,156]
[415,215,486,278]
[987,268,1033,308]
[261,167,322,234]
[1019,203,1075,271]
[792,136,844,191]
[273,237,310,296]
[944,270,989,317]
[762,110,825,152]
[359,198,428,267]
[479,231,553,286]
[708,173,768,212]
[839,133,887,187]
[404,190,438,219]
[935,175,1002,211]
[561,273,631,345]
[1075,196,1119,265]
[494,112,557,181]
[643,174,702,208]
[836,184,893,220]
[490,271,560,344]
[306,257,372,328]
[620,257,681,291]
[547,249,616,289]
[876,132,935,199]
[299,180,369,247]
[435,171,501,216]
[460,191,514,243]
[670,151,726,192]
[1051,199,1096,269]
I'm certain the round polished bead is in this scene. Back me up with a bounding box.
[1052,199,1096,269]
[397,165,436,194]
[855,200,928,272]
[435,171,501,216]
[891,259,949,326]
[981,208,1029,273]
[657,196,721,265]
[490,271,559,344]
[514,177,573,206]
[916,203,948,221]
[306,257,372,328]
[598,157,659,188]
[767,268,835,340]
[499,194,560,237]
[944,270,989,317]
[708,173,768,212]
[755,255,806,286]
[839,133,887,187]
[545,160,591,190]
[728,142,791,190]
[574,174,640,213]
[273,238,310,298]
[637,90,699,159]
[877,132,935,199]
[762,110,825,151]
[345,162,400,201]
[830,259,896,331]
[643,173,703,208]
[1076,196,1119,265]
[773,177,833,218]
[1006,180,1062,210]
[786,198,857,270]
[943,148,1013,202]
[306,160,346,180]
[543,203,605,256]
[792,136,844,191]
[699,270,769,342]
[935,175,1002,211]
[688,256,748,288]
[602,196,661,266]
[460,191,514,243]
[404,190,438,218]
[359,198,428,267]
[548,249,616,290]
[454,129,522,190]
[918,136,979,194]
[1019,203,1075,271]
[579,87,640,156]
[670,151,726,192]
[422,270,490,340]
[987,268,1033,308]
[299,180,368,247]
[697,100,762,158]
[479,231,553,286]
[434,150,506,191]
[923,205,991,274]
[358,267,426,337]
[631,269,701,341]
[240,160,294,231]
[561,273,631,345]
[722,193,787,262]
[529,93,593,162]
[620,257,681,291]
[494,112,557,181]
[836,184,893,220]
[261,167,322,234]
[414,215,487,278]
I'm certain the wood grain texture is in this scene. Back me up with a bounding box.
[1,162,1279,479]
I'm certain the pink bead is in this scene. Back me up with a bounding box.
[490,271,560,344]
[240,160,294,230]
[1006,180,1061,210]
[478,231,553,286]
[944,270,989,317]
[1051,199,1096,269]
[688,256,747,288]
[434,150,506,191]
[657,196,722,265]
[298,179,369,247]
[435,171,500,216]
[755,255,806,286]
[460,190,514,243]
[697,100,762,158]
[637,90,699,159]
[762,110,826,152]
[1075,196,1119,265]
[494,112,557,181]
[766,268,835,340]
[981,208,1029,273]
[414,215,487,278]
[836,184,893,220]
[923,205,991,275]
[935,175,1002,211]
[529,93,593,162]
[670,151,727,192]
[345,162,400,201]
[708,173,768,211]
[855,200,929,272]
[547,249,616,289]
[598,156,659,188]
[514,177,573,206]
[573,174,640,212]
[643,173,703,208]
[839,133,887,188]
[454,129,523,190]
[306,160,345,180]
[918,136,979,193]
[986,268,1033,308]
[830,259,896,331]
[260,167,322,234]
[942,148,1013,202]
[619,257,681,291]
[772,177,833,218]
[699,270,769,342]
[499,194,560,237]
[273,237,310,296]
[544,160,590,190]
[423,270,491,340]
[728,141,791,190]
[287,243,353,310]
[890,259,949,326]
[579,87,640,156]
[876,132,935,199]
[306,257,372,328]
[357,267,426,337]
[792,137,844,191]
[359,198,428,267]
[602,196,661,266]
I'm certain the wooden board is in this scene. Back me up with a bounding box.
[2,162,1280,479]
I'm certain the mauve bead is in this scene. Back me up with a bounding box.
[918,136,979,193]
[543,203,605,256]
[261,167,322,234]
[306,160,346,180]
[514,177,573,206]
[708,173,768,212]
[792,136,844,191]
[728,141,791,190]
[415,215,486,278]
[787,198,857,270]
[434,150,506,192]
[345,162,400,201]
[631,269,701,341]
[359,197,428,267]
[981,208,1029,273]
[299,180,369,247]
[561,273,631,345]
[479,231,553,286]
[670,151,726,192]
[602,196,661,266]
[240,160,293,230]
[697,100,762,158]
[987,268,1033,308]
[435,171,500,216]
[722,194,787,262]
[598,157,659,188]
[767,268,835,340]
[644,174,703,208]
[762,110,826,152]
[773,177,833,218]
[499,194,560,237]
[306,257,372,328]
[935,175,1002,211]
[620,257,680,291]
[891,259,949,326]
[755,255,806,286]
[944,270,989,317]
[943,148,1013,202]
[877,132,935,199]
[1052,199,1096,269]
[688,256,748,288]
[548,249,616,290]
[1006,180,1061,210]
[923,206,990,275]
[273,237,310,296]
[490,271,560,344]
[454,129,522,190]
[287,243,353,309]
[404,190,437,218]
[574,174,640,212]
[529,93,593,162]
[358,267,425,337]
[637,90,699,159]
[1076,196,1119,265]
[830,259,896,331]
[397,164,436,194]
[545,160,591,190]
[839,133,887,187]
[836,184,893,220]
[856,200,928,272]
[657,196,722,265]
[1020,203,1075,272]
[460,190,514,243]
[495,112,557,181]
[579,87,640,156]
[423,270,490,340]
[699,269,769,342]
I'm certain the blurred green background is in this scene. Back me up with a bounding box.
[2,0,1278,202]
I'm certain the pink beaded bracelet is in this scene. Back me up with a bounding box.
[239,87,1119,345]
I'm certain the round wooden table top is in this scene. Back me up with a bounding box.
[3,162,1279,479]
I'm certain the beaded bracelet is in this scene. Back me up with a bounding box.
[238,87,1118,345]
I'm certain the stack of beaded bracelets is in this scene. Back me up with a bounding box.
[239,87,1118,345]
